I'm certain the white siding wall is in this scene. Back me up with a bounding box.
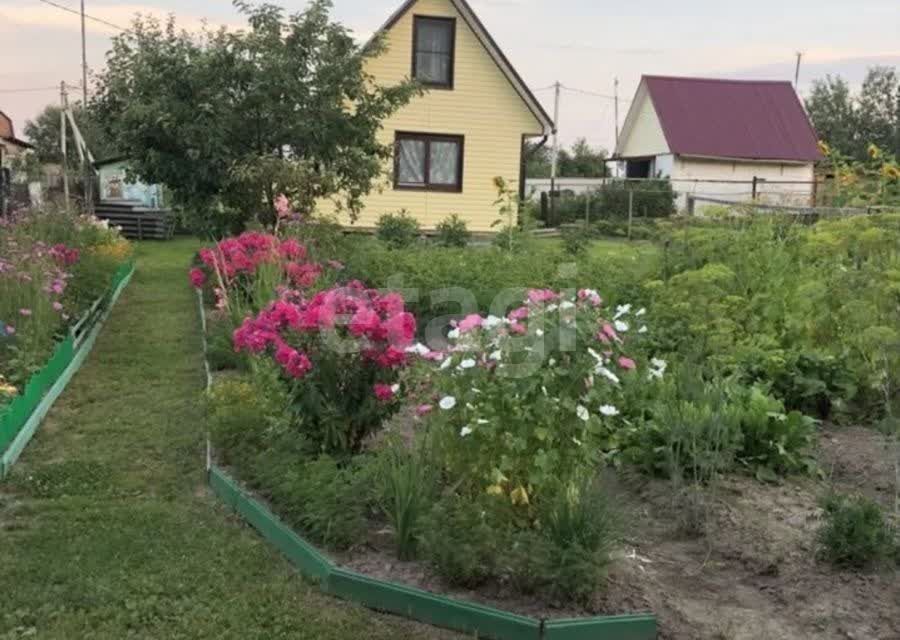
[617,83,670,158]
[671,157,815,209]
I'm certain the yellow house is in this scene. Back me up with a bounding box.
[332,0,553,233]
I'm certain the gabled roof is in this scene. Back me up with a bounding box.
[622,75,822,163]
[374,0,553,134]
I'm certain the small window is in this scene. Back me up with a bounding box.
[395,133,464,192]
[412,16,455,88]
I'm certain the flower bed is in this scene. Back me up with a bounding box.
[198,211,899,639]
[0,207,133,473]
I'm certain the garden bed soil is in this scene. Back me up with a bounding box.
[337,423,899,639]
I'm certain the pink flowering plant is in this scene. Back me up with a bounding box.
[415,289,662,505]
[233,281,417,453]
[192,231,337,322]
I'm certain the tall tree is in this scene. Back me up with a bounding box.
[806,75,860,159]
[857,66,899,157]
[525,138,609,178]
[92,0,420,232]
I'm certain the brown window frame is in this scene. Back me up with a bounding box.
[394,132,465,193]
[411,15,456,90]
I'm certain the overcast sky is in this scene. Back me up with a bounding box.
[2,0,898,151]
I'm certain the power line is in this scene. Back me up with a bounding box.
[36,0,126,31]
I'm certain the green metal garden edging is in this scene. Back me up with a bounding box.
[0,260,135,478]
[207,464,657,640]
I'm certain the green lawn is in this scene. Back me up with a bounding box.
[0,239,456,639]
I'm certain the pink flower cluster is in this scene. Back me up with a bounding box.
[198,232,302,280]
[233,281,417,384]
[49,243,80,267]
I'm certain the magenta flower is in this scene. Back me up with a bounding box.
[508,306,529,321]
[416,404,434,416]
[189,268,206,289]
[527,289,558,304]
[373,383,396,403]
[19,308,32,317]
[618,356,637,371]
[53,302,64,312]
[274,194,292,218]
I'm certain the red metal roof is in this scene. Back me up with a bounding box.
[643,75,823,162]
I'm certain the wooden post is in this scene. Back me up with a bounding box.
[60,82,71,212]
[751,176,759,201]
[585,192,591,226]
[627,188,634,241]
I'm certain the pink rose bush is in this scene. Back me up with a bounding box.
[413,288,659,504]
[233,280,417,453]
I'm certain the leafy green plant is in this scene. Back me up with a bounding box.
[421,493,500,588]
[375,210,421,249]
[504,480,622,603]
[434,214,470,248]
[561,226,590,255]
[817,493,897,569]
[374,444,437,560]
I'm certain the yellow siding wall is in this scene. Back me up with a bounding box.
[617,83,670,158]
[327,0,544,232]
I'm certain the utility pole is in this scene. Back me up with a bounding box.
[60,82,71,212]
[794,51,803,89]
[550,81,561,225]
[614,77,620,178]
[80,0,93,213]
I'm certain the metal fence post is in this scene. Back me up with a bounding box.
[627,188,634,241]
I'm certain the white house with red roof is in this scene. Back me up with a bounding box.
[614,76,823,207]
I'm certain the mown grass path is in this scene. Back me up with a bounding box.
[0,239,452,639]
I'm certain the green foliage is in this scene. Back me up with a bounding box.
[817,493,898,569]
[525,137,609,179]
[375,210,421,249]
[504,481,622,603]
[24,103,117,169]
[560,225,590,255]
[421,493,500,588]
[434,214,471,247]
[285,215,349,263]
[374,444,438,560]
[546,180,677,226]
[92,1,420,233]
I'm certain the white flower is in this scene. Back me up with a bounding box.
[439,396,457,410]
[390,384,400,394]
[536,329,544,337]
[459,359,477,370]
[489,349,502,362]
[587,347,604,363]
[648,358,668,380]
[546,304,559,313]
[572,437,583,446]
[483,315,503,330]
[614,304,632,320]
[599,404,620,417]
[549,358,556,367]
[638,325,648,334]
[651,357,667,370]
[559,301,576,311]
[576,405,590,421]
[596,366,620,385]
[440,357,454,370]
[477,418,490,425]
[614,320,629,333]
[447,328,461,340]
[636,308,647,317]
[460,426,473,437]
[405,343,431,356]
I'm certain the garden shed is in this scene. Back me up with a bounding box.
[94,157,174,240]
[614,76,823,207]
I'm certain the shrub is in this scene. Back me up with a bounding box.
[376,210,421,249]
[817,493,897,569]
[435,214,470,248]
[491,225,532,252]
[232,283,417,453]
[561,226,590,255]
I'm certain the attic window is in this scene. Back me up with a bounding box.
[412,16,456,88]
